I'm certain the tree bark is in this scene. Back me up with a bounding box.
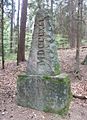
[68,0,76,48]
[1,0,4,69]
[75,0,83,73]
[17,0,20,65]
[18,0,28,62]
[10,0,14,53]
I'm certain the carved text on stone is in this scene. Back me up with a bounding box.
[37,19,45,63]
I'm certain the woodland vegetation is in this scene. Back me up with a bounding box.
[0,0,87,120]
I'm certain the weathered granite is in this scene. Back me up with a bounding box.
[17,73,71,115]
[27,9,60,75]
[17,9,71,115]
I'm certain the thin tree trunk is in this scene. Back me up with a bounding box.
[17,0,20,65]
[10,0,14,53]
[17,0,28,62]
[51,0,53,15]
[68,0,76,48]
[75,0,83,73]
[80,0,83,43]
[0,2,2,54]
[75,21,80,73]
[1,0,4,69]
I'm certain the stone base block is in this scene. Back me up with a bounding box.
[17,73,72,115]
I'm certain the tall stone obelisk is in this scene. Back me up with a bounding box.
[27,9,60,75]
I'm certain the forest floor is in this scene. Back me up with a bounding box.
[0,48,87,120]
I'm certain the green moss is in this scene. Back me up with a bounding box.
[57,104,69,116]
[44,104,68,116]
[17,74,28,84]
[58,91,72,116]
[17,74,72,116]
[43,74,72,116]
[58,80,72,114]
[44,106,56,113]
[54,63,60,75]
[18,75,28,80]
[58,78,72,116]
[60,76,70,86]
[43,73,70,85]
[44,92,72,116]
[44,91,72,116]
[43,75,51,81]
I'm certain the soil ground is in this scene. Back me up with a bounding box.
[0,48,87,120]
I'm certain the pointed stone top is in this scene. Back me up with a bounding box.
[27,9,60,76]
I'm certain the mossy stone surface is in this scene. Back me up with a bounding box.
[54,63,60,75]
[17,73,72,115]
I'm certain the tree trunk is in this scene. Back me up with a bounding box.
[1,0,4,69]
[68,0,76,48]
[17,0,20,65]
[80,0,83,43]
[0,2,2,55]
[75,0,83,73]
[10,0,14,53]
[17,0,28,63]
[51,0,53,15]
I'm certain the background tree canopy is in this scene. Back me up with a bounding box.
[0,0,87,65]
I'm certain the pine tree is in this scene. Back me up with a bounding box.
[17,0,28,63]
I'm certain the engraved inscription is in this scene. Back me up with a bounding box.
[37,19,45,63]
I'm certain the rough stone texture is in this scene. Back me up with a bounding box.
[27,9,60,75]
[17,9,71,115]
[17,73,71,115]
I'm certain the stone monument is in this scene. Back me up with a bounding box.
[17,9,72,115]
[27,9,60,76]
